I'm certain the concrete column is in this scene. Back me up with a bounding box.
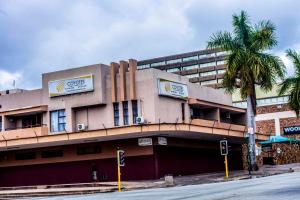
[0,115,4,132]
[119,61,129,101]
[129,59,137,100]
[65,107,75,132]
[110,62,119,102]
[274,117,281,136]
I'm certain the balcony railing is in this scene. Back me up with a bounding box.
[1,125,48,140]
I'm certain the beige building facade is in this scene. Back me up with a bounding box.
[0,60,267,187]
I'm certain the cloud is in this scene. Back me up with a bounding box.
[277,42,300,77]
[0,69,22,90]
[0,0,300,89]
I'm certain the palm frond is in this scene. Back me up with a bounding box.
[232,10,252,47]
[207,31,238,51]
[251,20,277,51]
[286,49,300,74]
[278,78,296,96]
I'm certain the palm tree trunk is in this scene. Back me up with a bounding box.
[246,95,258,171]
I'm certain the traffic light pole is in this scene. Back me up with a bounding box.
[117,149,125,192]
[224,155,229,178]
[220,139,229,179]
[117,161,121,192]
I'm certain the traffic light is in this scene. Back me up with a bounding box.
[220,140,228,155]
[117,150,125,167]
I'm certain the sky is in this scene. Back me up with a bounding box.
[0,0,299,90]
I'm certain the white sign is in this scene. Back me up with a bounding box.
[158,79,188,99]
[158,137,167,145]
[138,138,153,146]
[248,127,254,135]
[49,75,94,97]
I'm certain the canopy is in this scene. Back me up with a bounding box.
[260,136,300,145]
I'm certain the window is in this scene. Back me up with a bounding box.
[233,102,247,108]
[256,96,289,106]
[218,78,223,83]
[77,145,101,155]
[198,53,215,59]
[182,56,198,62]
[137,64,150,70]
[166,59,181,64]
[186,74,199,79]
[200,71,216,77]
[217,60,226,65]
[166,68,180,73]
[50,109,66,132]
[15,152,36,160]
[22,114,42,128]
[199,61,216,68]
[123,101,129,125]
[113,103,120,126]
[132,100,138,124]
[216,51,229,57]
[200,80,217,85]
[217,69,226,74]
[0,116,2,131]
[182,65,199,71]
[151,61,166,67]
[41,150,63,158]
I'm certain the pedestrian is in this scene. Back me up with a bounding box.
[92,164,98,183]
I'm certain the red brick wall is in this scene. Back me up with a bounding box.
[257,104,290,114]
[256,119,275,135]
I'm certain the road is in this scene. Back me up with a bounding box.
[35,172,300,200]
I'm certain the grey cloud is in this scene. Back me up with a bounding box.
[0,0,299,90]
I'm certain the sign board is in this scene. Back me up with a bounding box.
[49,74,94,97]
[158,137,167,145]
[138,138,153,146]
[248,127,254,135]
[158,79,188,99]
[283,126,300,135]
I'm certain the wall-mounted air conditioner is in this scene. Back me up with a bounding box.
[136,116,145,124]
[77,124,86,131]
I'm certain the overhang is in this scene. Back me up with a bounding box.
[188,98,246,113]
[0,105,48,116]
[0,122,269,152]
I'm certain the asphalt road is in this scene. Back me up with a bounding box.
[36,172,300,200]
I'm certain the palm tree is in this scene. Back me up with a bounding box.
[207,10,285,170]
[279,49,300,117]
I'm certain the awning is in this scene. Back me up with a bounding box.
[260,136,300,145]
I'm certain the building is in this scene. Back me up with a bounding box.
[0,60,268,187]
[137,49,227,88]
[230,85,299,139]
[137,49,300,140]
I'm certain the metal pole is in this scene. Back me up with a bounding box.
[225,155,229,178]
[117,150,122,192]
[117,163,121,192]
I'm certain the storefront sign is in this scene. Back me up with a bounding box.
[49,75,94,97]
[158,79,188,99]
[138,138,153,146]
[283,126,300,135]
[158,137,167,145]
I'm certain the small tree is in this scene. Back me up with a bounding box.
[207,10,285,170]
[279,49,300,117]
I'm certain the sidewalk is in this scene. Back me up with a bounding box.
[118,163,300,190]
[0,163,299,199]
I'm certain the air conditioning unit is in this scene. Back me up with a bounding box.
[77,124,86,131]
[136,116,145,124]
